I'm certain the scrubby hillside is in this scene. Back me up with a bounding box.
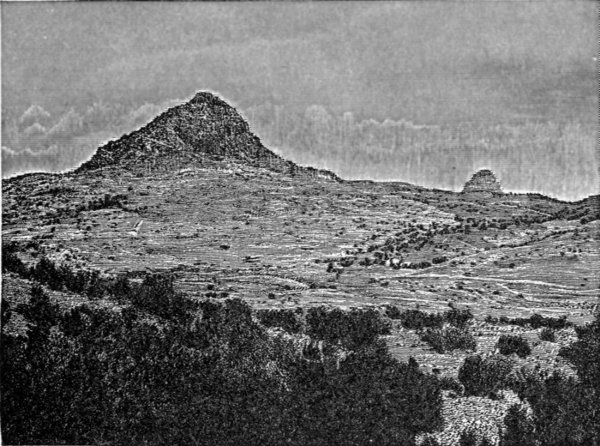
[2,92,598,445]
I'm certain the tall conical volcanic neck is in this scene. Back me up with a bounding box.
[462,169,503,194]
[76,91,294,174]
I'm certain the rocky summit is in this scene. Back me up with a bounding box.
[76,91,337,179]
[462,169,503,194]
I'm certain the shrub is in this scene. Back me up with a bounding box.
[500,404,536,446]
[496,335,531,358]
[513,371,598,446]
[1,243,29,277]
[420,327,476,354]
[458,354,514,397]
[31,256,63,290]
[306,307,391,350]
[110,275,134,302]
[399,309,444,330]
[256,308,304,333]
[444,308,474,328]
[130,273,196,320]
[438,376,464,395]
[539,327,556,342]
[559,311,600,389]
[458,429,479,446]
[487,313,570,329]
[384,304,402,320]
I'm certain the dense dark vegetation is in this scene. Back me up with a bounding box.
[256,308,304,334]
[1,273,444,445]
[538,327,556,342]
[458,354,514,398]
[305,307,391,350]
[3,239,598,445]
[457,312,600,446]
[385,307,476,353]
[496,335,532,358]
[485,313,571,330]
[385,307,473,330]
[420,326,477,354]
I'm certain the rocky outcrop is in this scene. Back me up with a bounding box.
[76,91,338,180]
[462,169,502,194]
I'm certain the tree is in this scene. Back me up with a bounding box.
[500,404,536,446]
[559,311,600,389]
[496,335,531,358]
[458,354,514,397]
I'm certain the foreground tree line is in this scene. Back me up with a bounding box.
[1,266,442,445]
[2,248,598,445]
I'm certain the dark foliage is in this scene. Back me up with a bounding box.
[438,376,464,395]
[387,307,473,331]
[306,307,391,350]
[496,335,531,358]
[1,288,443,445]
[539,327,556,342]
[4,249,195,321]
[288,341,443,446]
[444,308,474,329]
[500,404,536,446]
[85,193,127,211]
[511,371,598,446]
[505,311,600,446]
[458,354,514,397]
[1,242,29,276]
[129,273,197,320]
[420,327,476,354]
[396,309,444,330]
[559,311,600,389]
[485,313,570,329]
[256,308,304,333]
[458,430,479,446]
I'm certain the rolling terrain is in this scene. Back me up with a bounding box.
[2,92,598,445]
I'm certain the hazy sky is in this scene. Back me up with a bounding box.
[1,2,597,198]
[3,1,596,122]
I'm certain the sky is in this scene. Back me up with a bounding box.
[1,1,598,199]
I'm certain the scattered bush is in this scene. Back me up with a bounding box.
[256,308,304,333]
[306,307,391,350]
[496,335,531,358]
[458,429,479,446]
[444,308,474,329]
[398,309,444,330]
[539,327,556,342]
[485,313,570,329]
[512,370,598,446]
[388,307,473,331]
[559,311,600,389]
[421,327,476,354]
[129,273,196,320]
[458,354,514,397]
[438,376,464,395]
[384,304,403,320]
[85,193,127,211]
[1,243,29,276]
[500,404,536,446]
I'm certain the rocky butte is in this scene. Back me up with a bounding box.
[462,169,503,194]
[76,91,338,180]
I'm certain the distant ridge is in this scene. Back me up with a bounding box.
[76,91,338,180]
[462,169,502,194]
